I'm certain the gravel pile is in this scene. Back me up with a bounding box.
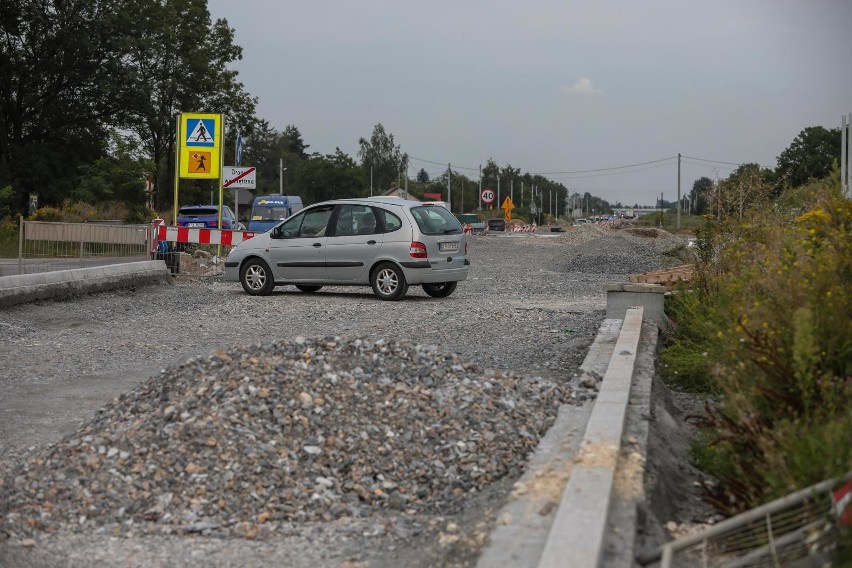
[555,225,688,274]
[1,336,569,539]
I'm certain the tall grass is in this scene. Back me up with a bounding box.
[661,180,851,512]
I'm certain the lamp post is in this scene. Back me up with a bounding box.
[279,159,287,194]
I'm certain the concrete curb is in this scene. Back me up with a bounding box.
[478,294,661,567]
[0,261,172,308]
[538,307,644,568]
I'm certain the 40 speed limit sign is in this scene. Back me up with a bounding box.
[481,188,495,204]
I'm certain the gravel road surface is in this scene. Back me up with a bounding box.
[0,225,695,567]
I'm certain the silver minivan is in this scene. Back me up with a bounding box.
[224,198,469,300]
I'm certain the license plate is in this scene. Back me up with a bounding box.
[439,241,459,252]
[188,222,205,228]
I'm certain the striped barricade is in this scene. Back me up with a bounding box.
[156,225,256,246]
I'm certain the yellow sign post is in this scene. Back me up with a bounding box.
[501,196,515,222]
[173,113,225,226]
[179,113,221,179]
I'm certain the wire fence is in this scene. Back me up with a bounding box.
[639,475,852,568]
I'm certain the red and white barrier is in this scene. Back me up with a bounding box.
[509,223,537,233]
[156,224,256,246]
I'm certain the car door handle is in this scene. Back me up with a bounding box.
[367,240,377,245]
[312,242,322,248]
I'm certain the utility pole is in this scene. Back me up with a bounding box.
[370,166,373,197]
[478,165,482,210]
[497,175,501,210]
[676,152,681,229]
[447,163,451,212]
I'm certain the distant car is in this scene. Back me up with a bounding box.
[455,213,486,234]
[248,195,304,233]
[487,218,506,232]
[224,198,470,301]
[177,205,244,230]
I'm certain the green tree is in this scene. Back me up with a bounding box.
[416,168,430,183]
[691,176,713,215]
[776,126,840,188]
[357,124,408,194]
[294,149,366,204]
[282,125,310,159]
[75,132,154,208]
[711,164,774,220]
[0,0,133,210]
[119,0,257,209]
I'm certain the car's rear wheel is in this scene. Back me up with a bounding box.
[240,258,274,296]
[295,285,323,293]
[422,281,457,298]
[370,263,408,301]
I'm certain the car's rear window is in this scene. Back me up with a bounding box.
[456,214,480,224]
[411,205,462,235]
[179,207,217,216]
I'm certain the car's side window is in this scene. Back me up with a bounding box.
[300,207,333,237]
[378,210,402,233]
[333,204,377,236]
[273,206,333,239]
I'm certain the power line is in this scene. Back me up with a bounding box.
[406,152,764,181]
[532,156,677,175]
[544,161,675,180]
[408,155,480,172]
[681,159,739,171]
[681,154,752,167]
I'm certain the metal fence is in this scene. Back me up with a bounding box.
[0,219,151,277]
[639,475,852,568]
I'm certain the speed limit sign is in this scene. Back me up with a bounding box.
[481,188,495,204]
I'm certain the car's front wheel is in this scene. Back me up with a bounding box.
[240,258,275,296]
[295,285,323,293]
[422,281,457,298]
[370,263,408,301]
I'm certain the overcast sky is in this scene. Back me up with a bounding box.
[207,0,852,206]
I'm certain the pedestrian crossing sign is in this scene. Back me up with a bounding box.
[179,112,222,179]
[186,119,216,147]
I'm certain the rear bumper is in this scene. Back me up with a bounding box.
[400,263,469,285]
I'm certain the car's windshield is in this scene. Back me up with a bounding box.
[251,205,290,221]
[411,205,462,235]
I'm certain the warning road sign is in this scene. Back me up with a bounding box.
[188,152,212,173]
[179,113,222,179]
[186,118,216,147]
[182,113,220,148]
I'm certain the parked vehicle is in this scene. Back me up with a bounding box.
[455,213,486,233]
[177,205,243,230]
[248,195,304,232]
[487,218,506,232]
[224,198,470,300]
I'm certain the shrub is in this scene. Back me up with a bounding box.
[661,182,851,513]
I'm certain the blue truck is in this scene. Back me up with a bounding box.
[247,195,304,232]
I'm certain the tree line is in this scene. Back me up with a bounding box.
[687,126,842,217]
